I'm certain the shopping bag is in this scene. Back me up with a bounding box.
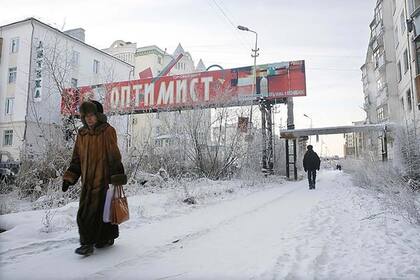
[111,185,129,225]
[103,185,114,223]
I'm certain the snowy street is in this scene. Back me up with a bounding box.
[1,170,419,279]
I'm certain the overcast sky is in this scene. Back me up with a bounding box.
[1,0,377,156]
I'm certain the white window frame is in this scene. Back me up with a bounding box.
[403,49,409,73]
[8,67,17,83]
[93,59,100,74]
[10,37,19,53]
[72,50,80,66]
[3,130,13,146]
[5,97,14,115]
[397,61,402,82]
[400,10,406,34]
[407,89,413,111]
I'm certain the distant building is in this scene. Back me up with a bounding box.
[0,18,133,162]
[103,42,209,151]
[344,121,369,159]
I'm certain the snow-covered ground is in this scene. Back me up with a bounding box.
[1,170,420,279]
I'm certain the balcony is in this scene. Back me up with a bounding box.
[411,0,420,17]
[371,36,384,51]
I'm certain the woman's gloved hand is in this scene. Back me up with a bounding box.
[62,180,71,192]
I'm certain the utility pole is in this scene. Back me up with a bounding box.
[238,25,274,175]
[237,25,259,129]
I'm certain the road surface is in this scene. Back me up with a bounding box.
[1,170,419,279]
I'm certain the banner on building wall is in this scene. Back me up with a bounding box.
[61,60,306,115]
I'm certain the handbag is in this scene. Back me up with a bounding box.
[111,185,130,225]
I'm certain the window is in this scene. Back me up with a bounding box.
[377,107,384,121]
[158,56,162,64]
[394,26,399,48]
[3,130,13,146]
[0,38,2,63]
[71,78,78,88]
[8,67,17,83]
[403,49,409,73]
[400,10,406,34]
[377,106,388,121]
[10,38,19,53]
[407,89,413,111]
[5,98,14,115]
[72,51,80,66]
[397,61,402,82]
[416,42,420,74]
[93,59,100,74]
[376,76,385,91]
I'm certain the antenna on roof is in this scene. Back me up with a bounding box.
[61,17,66,31]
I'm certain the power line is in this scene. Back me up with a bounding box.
[206,0,251,50]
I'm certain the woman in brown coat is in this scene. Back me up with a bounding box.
[62,100,127,255]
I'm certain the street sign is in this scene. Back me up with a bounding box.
[61,60,306,115]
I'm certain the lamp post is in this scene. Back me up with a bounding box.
[237,25,259,128]
[303,114,313,144]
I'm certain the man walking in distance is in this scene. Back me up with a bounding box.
[303,145,320,190]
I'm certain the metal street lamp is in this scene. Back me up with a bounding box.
[303,114,313,128]
[237,25,259,128]
[303,114,313,144]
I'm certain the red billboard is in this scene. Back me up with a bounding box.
[61,60,306,115]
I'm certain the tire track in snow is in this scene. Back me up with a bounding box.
[85,185,303,279]
[0,237,79,265]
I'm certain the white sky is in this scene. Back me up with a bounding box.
[1,0,377,156]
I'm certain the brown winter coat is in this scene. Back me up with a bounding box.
[63,103,127,245]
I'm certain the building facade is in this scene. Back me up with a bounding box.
[0,18,133,162]
[361,0,420,161]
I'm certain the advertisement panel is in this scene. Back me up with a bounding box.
[61,60,306,115]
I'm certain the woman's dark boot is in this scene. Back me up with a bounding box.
[75,244,94,255]
[95,239,114,249]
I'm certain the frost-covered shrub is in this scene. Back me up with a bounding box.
[127,108,247,180]
[344,125,420,225]
[12,142,77,202]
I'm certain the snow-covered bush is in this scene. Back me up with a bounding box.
[13,142,75,201]
[344,126,420,224]
[127,108,247,180]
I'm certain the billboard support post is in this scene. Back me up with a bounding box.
[286,98,297,180]
[260,100,268,174]
[266,101,274,174]
[259,98,274,175]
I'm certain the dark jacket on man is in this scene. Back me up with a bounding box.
[303,149,321,172]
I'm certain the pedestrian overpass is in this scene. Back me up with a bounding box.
[279,123,392,180]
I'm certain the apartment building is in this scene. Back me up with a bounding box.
[0,18,133,162]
